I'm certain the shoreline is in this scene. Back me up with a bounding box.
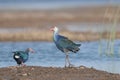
[0,66,120,80]
[0,30,120,42]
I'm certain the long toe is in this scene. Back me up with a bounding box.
[21,64,26,67]
[68,64,75,68]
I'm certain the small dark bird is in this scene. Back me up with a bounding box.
[13,48,34,66]
[50,26,81,67]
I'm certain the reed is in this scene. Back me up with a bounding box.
[98,6,110,56]
[105,10,114,56]
[106,6,119,56]
[98,2,120,56]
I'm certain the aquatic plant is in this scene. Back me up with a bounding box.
[99,2,120,56]
[98,7,110,56]
[106,6,119,56]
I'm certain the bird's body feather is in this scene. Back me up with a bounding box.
[51,26,81,67]
[54,34,81,53]
[13,51,29,65]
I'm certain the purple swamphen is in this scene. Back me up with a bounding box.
[13,48,34,66]
[50,26,81,67]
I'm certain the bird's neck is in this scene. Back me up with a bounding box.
[25,50,29,55]
[53,30,59,41]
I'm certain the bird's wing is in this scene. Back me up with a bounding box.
[56,35,81,53]
[57,35,77,48]
[13,51,28,60]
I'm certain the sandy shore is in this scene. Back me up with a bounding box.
[0,66,120,80]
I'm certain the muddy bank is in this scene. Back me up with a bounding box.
[0,66,120,80]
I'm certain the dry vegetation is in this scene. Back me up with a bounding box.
[0,29,120,41]
[0,5,120,27]
[0,5,120,41]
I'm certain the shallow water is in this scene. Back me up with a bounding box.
[0,40,120,73]
[0,0,120,10]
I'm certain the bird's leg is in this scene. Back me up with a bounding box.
[65,53,74,67]
[17,64,21,67]
[67,54,74,67]
[21,62,26,67]
[65,54,68,67]
[66,54,70,66]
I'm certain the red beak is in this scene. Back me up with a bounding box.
[30,49,35,53]
[50,27,55,31]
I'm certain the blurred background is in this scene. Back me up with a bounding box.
[0,0,120,41]
[0,0,120,73]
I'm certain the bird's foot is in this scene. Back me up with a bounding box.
[64,64,75,68]
[18,63,26,67]
[21,63,26,67]
[68,64,75,68]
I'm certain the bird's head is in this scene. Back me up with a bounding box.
[50,26,58,32]
[26,48,35,53]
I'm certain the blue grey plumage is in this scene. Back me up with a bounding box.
[55,35,81,53]
[51,26,81,67]
[13,48,34,66]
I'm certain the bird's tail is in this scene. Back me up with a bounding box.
[72,43,81,53]
[76,44,81,47]
[67,44,81,53]
[73,47,80,53]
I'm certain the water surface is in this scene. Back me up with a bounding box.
[0,40,120,74]
[0,0,120,10]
